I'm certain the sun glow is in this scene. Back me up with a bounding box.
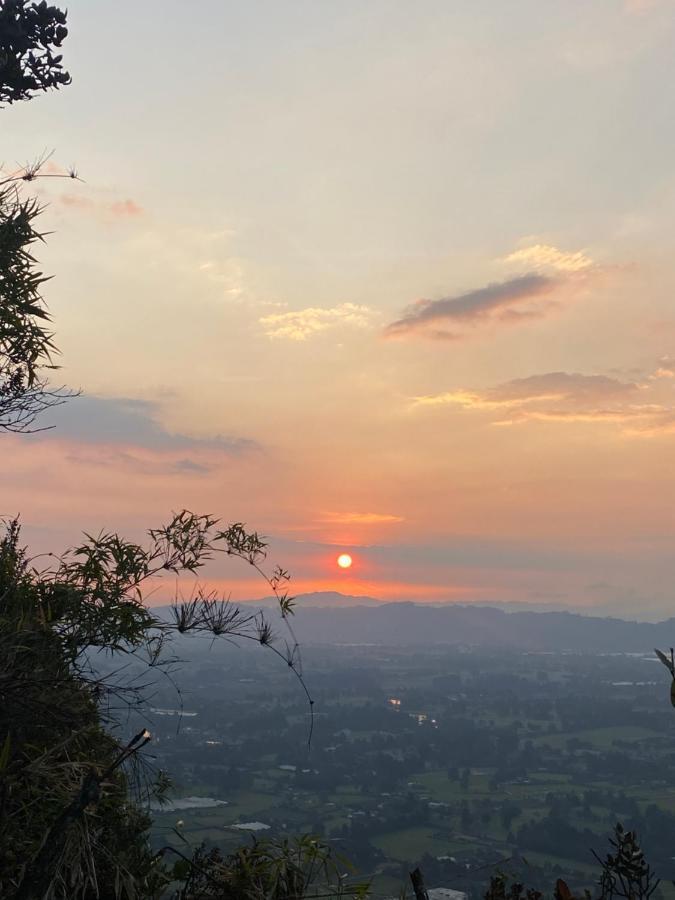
[337,553,353,569]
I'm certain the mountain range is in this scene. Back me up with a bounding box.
[241,593,674,652]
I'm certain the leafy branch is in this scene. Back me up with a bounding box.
[0,152,81,433]
[0,0,70,106]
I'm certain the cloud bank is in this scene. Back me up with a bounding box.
[44,395,253,452]
[37,395,257,474]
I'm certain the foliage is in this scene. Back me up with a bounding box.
[483,874,592,900]
[484,872,546,900]
[0,0,70,105]
[44,510,307,716]
[163,835,370,900]
[0,510,314,898]
[592,824,659,900]
[0,0,76,432]
[483,825,657,900]
[0,521,162,899]
[0,179,74,431]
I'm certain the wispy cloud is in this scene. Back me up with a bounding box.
[122,224,247,303]
[502,244,593,273]
[649,356,675,379]
[384,274,559,340]
[385,243,600,341]
[624,0,661,14]
[57,193,143,219]
[319,511,404,525]
[412,370,675,434]
[260,303,371,341]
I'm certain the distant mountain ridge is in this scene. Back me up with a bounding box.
[157,592,675,652]
[251,590,381,609]
[244,595,673,652]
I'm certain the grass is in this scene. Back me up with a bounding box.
[228,789,279,814]
[371,826,458,861]
[415,770,495,801]
[328,788,365,806]
[416,769,580,806]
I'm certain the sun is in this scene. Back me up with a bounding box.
[337,553,353,569]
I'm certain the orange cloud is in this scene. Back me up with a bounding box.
[650,356,675,379]
[624,0,661,13]
[503,243,593,273]
[318,511,404,525]
[260,303,371,340]
[412,370,675,435]
[109,199,143,216]
[58,192,143,218]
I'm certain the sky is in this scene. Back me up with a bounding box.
[3,0,675,619]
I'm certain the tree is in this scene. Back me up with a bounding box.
[0,509,318,899]
[1,0,76,431]
[482,825,661,900]
[0,173,75,432]
[592,824,659,900]
[501,801,521,833]
[0,0,70,105]
[0,520,160,899]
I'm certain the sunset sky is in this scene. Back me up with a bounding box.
[4,0,675,618]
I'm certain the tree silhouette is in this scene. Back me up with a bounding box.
[1,0,75,431]
[0,0,70,105]
[0,174,75,432]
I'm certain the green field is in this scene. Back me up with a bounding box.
[153,751,675,892]
[372,827,469,861]
[533,725,662,750]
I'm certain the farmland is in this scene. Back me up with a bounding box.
[139,640,675,897]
